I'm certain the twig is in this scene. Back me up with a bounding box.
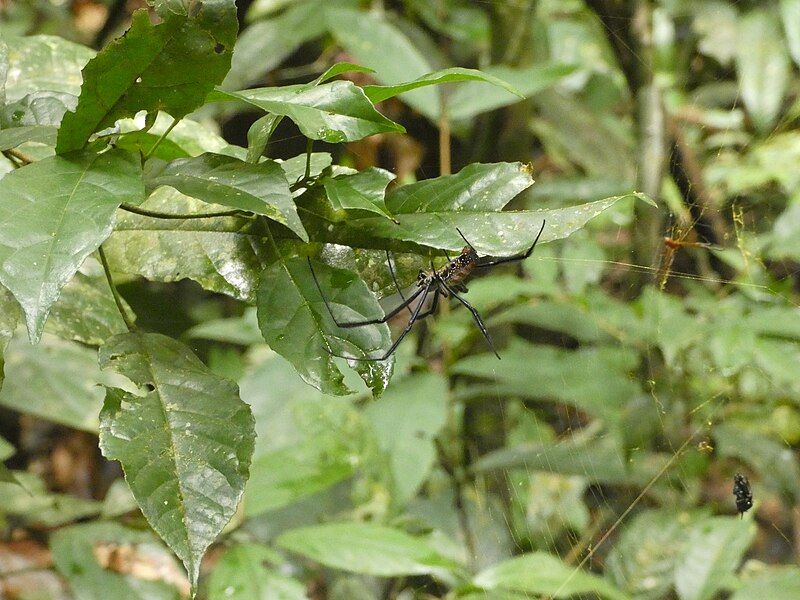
[119,203,246,219]
[2,148,33,165]
[98,244,135,332]
[438,99,451,176]
[143,117,181,160]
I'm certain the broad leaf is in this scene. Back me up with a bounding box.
[0,332,123,431]
[57,4,237,153]
[51,522,187,600]
[104,188,268,302]
[323,167,396,221]
[736,10,791,132]
[256,255,392,396]
[0,148,143,342]
[447,63,577,120]
[363,66,522,104]
[276,522,460,576]
[215,81,404,143]
[0,125,57,151]
[0,472,101,527]
[674,517,755,600]
[208,544,306,600]
[98,332,255,589]
[473,552,630,600]
[364,373,448,504]
[148,153,308,241]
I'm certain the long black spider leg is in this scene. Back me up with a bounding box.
[308,257,424,328]
[386,251,412,315]
[439,278,501,360]
[326,283,433,361]
[475,219,546,268]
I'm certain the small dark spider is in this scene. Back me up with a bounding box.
[732,473,753,517]
[309,221,546,361]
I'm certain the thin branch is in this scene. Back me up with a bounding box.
[438,99,451,176]
[98,245,136,332]
[2,148,33,165]
[119,203,247,220]
[143,117,181,160]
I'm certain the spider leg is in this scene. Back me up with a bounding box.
[440,279,500,360]
[415,287,440,320]
[308,257,424,327]
[386,251,412,315]
[325,283,433,361]
[476,219,546,268]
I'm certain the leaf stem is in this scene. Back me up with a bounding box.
[304,137,313,180]
[438,99,451,176]
[98,244,136,332]
[119,203,248,219]
[2,148,33,166]
[143,116,181,160]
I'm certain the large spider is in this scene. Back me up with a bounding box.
[309,220,546,361]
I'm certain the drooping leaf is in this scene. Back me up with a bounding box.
[323,167,396,221]
[51,521,187,600]
[473,552,630,600]
[98,332,255,590]
[214,81,404,143]
[674,516,755,600]
[276,522,460,577]
[363,66,521,104]
[446,63,577,120]
[103,188,268,302]
[364,373,448,504]
[2,35,94,103]
[57,4,237,153]
[208,544,307,600]
[0,148,144,342]
[736,10,791,132]
[147,153,308,241]
[0,332,124,431]
[256,255,392,396]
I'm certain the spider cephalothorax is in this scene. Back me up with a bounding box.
[309,220,546,361]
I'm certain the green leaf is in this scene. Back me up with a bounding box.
[732,566,800,600]
[0,125,57,151]
[208,544,306,600]
[114,112,234,161]
[51,521,186,600]
[473,552,630,600]
[326,7,438,118]
[104,188,267,302]
[781,0,800,67]
[57,4,237,153]
[0,332,125,431]
[45,272,131,345]
[0,149,144,342]
[446,63,577,120]
[323,167,396,221]
[363,67,521,104]
[364,373,448,504]
[674,517,755,600]
[98,332,255,590]
[148,153,308,241]
[0,472,101,527]
[0,287,21,390]
[215,81,404,143]
[256,255,392,396]
[2,35,94,103]
[276,522,460,577]
[736,10,791,132]
[0,463,20,487]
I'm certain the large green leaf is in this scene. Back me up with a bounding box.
[2,35,94,103]
[323,167,396,221]
[0,332,124,431]
[208,544,307,600]
[256,255,392,396]
[447,63,578,120]
[732,567,800,600]
[214,81,404,143]
[736,10,791,132]
[57,4,237,153]
[364,373,448,504]
[147,153,307,241]
[0,472,101,527]
[51,522,186,600]
[473,552,630,600]
[276,522,460,577]
[0,149,143,342]
[104,188,268,302]
[98,332,255,590]
[362,66,522,104]
[674,517,755,600]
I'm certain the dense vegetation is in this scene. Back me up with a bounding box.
[1,0,800,598]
